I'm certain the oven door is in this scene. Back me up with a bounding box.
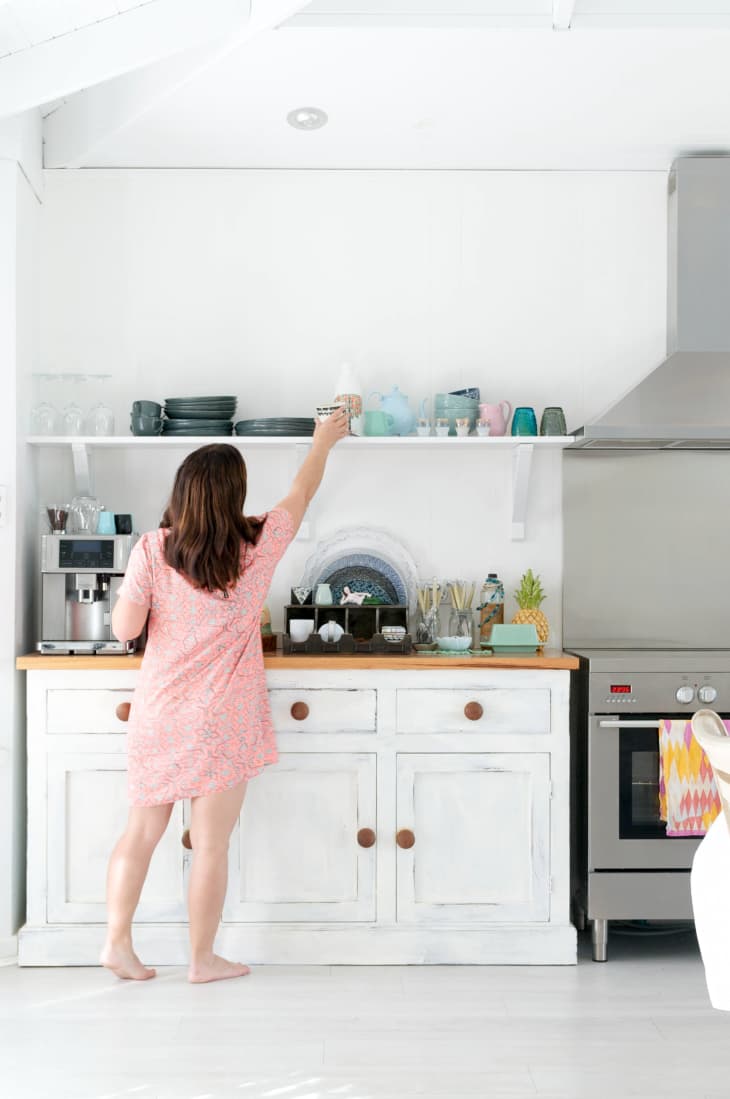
[588,715,704,871]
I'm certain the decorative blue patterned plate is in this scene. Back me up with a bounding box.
[320,565,399,606]
[317,554,407,606]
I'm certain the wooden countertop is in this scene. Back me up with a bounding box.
[16,650,579,671]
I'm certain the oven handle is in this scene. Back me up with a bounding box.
[597,719,662,728]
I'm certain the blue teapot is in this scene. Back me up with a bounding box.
[369,386,416,437]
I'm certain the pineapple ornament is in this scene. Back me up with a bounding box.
[512,569,549,644]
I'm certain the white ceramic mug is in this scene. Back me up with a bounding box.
[290,619,315,643]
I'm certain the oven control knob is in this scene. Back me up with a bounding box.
[698,685,718,704]
[675,686,695,704]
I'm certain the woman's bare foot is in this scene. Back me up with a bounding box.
[100,942,156,981]
[188,954,250,984]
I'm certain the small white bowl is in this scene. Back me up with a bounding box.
[436,635,471,652]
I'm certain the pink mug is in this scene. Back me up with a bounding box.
[478,401,512,436]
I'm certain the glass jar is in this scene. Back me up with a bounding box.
[448,608,473,642]
[416,605,440,645]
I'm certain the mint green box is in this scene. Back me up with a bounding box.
[485,624,540,652]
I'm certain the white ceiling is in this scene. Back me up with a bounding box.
[287,0,730,28]
[0,1,158,58]
[55,24,730,170]
[2,1,728,170]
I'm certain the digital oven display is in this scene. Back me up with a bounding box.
[610,684,632,694]
[58,539,115,569]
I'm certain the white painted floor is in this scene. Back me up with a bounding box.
[1,930,728,1099]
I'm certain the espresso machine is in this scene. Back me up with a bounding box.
[38,534,140,655]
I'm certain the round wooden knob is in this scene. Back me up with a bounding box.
[291,701,309,721]
[396,829,416,849]
[357,828,376,848]
[464,701,484,721]
[116,701,131,723]
[181,828,193,850]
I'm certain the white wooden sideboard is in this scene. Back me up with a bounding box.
[18,662,577,965]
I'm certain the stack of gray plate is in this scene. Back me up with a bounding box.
[235,418,314,437]
[163,396,237,435]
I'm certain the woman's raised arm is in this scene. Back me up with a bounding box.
[276,406,349,529]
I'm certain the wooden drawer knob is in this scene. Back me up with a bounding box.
[181,828,193,850]
[464,701,483,721]
[290,701,310,721]
[357,828,376,848]
[116,701,131,723]
[396,829,415,849]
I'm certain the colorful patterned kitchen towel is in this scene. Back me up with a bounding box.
[659,718,727,837]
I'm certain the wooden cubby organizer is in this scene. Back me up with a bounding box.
[283,603,412,655]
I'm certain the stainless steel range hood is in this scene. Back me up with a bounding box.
[572,157,730,450]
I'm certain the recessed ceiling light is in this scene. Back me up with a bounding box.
[287,107,328,131]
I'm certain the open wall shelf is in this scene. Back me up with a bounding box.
[26,435,574,542]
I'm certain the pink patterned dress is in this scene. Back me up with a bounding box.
[117,507,295,807]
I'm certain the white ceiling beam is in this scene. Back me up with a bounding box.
[0,0,254,120]
[43,0,311,168]
[552,0,576,31]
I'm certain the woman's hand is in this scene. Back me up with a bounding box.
[313,406,349,451]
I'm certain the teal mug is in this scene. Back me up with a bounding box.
[364,410,395,436]
[511,407,538,436]
[97,511,116,535]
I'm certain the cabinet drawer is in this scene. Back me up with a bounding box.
[396,688,550,735]
[46,689,134,734]
[268,689,376,733]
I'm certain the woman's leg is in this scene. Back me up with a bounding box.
[101,802,174,980]
[187,779,249,983]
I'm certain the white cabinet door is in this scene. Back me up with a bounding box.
[47,753,187,923]
[223,753,376,923]
[396,753,550,924]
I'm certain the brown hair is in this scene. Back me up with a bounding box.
[160,444,264,593]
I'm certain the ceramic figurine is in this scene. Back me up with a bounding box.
[340,586,369,606]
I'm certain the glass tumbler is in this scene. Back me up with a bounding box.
[539,406,567,435]
[62,403,85,436]
[31,402,58,435]
[511,407,538,436]
[86,402,115,436]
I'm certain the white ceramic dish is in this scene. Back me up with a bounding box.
[436,635,471,652]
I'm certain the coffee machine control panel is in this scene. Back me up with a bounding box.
[58,539,116,570]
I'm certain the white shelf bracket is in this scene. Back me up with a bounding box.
[71,443,92,497]
[290,441,314,542]
[511,443,534,541]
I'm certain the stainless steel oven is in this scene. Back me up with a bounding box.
[570,652,730,960]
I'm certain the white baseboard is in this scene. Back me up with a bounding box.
[18,923,577,967]
[0,934,18,964]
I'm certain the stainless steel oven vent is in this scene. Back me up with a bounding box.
[572,158,730,450]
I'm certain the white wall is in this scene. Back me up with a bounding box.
[34,168,668,639]
[1,159,39,953]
